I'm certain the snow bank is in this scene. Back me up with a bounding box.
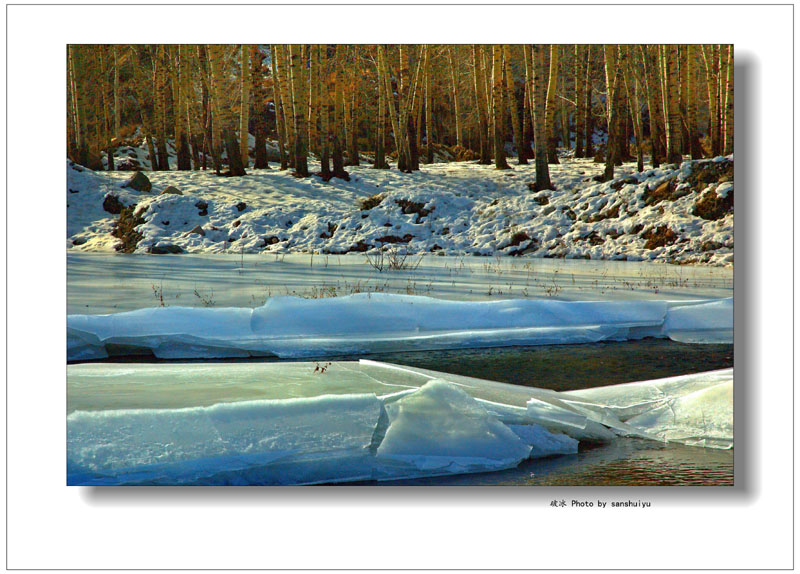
[67,362,732,485]
[67,293,732,361]
[68,153,733,266]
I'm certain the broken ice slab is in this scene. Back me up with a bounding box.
[68,393,382,486]
[67,293,733,361]
[563,369,733,449]
[67,361,732,485]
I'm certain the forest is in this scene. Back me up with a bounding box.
[67,44,733,187]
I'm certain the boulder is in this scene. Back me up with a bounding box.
[160,186,182,195]
[121,171,152,192]
[102,194,124,215]
[148,244,184,254]
[187,225,205,237]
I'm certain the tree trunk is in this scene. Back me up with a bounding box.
[269,45,288,169]
[702,44,721,157]
[723,44,734,155]
[492,45,510,169]
[424,46,434,164]
[288,44,309,177]
[239,45,251,168]
[472,45,491,164]
[275,45,295,168]
[372,46,389,169]
[113,45,121,141]
[503,45,524,164]
[175,45,192,170]
[686,45,703,159]
[640,46,662,167]
[330,45,349,180]
[99,46,114,170]
[584,45,594,157]
[663,45,682,163]
[603,44,621,181]
[543,45,560,164]
[251,46,269,169]
[574,44,585,158]
[378,45,409,171]
[447,46,463,147]
[529,45,552,190]
[622,46,644,172]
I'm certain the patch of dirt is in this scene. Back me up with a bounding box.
[532,193,550,206]
[376,234,414,244]
[112,205,145,253]
[643,179,689,206]
[641,225,678,249]
[582,231,606,246]
[320,222,338,239]
[395,199,433,223]
[685,159,734,189]
[693,188,734,221]
[587,204,620,223]
[360,194,384,210]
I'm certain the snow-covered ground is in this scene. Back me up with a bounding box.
[68,145,734,265]
[67,361,732,485]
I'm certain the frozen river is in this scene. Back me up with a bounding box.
[66,252,734,486]
[67,252,732,315]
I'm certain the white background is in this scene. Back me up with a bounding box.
[4,2,794,570]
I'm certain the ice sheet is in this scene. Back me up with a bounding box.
[564,368,734,448]
[67,361,732,485]
[67,293,733,361]
[68,393,382,485]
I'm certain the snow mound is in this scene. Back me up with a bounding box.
[67,294,733,361]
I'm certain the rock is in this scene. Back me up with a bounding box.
[160,186,182,195]
[610,175,639,191]
[187,225,205,237]
[642,178,688,206]
[72,237,87,246]
[102,194,125,215]
[121,171,152,192]
[261,236,281,247]
[232,220,241,228]
[700,240,724,252]
[148,244,184,254]
[533,193,550,206]
[236,202,247,212]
